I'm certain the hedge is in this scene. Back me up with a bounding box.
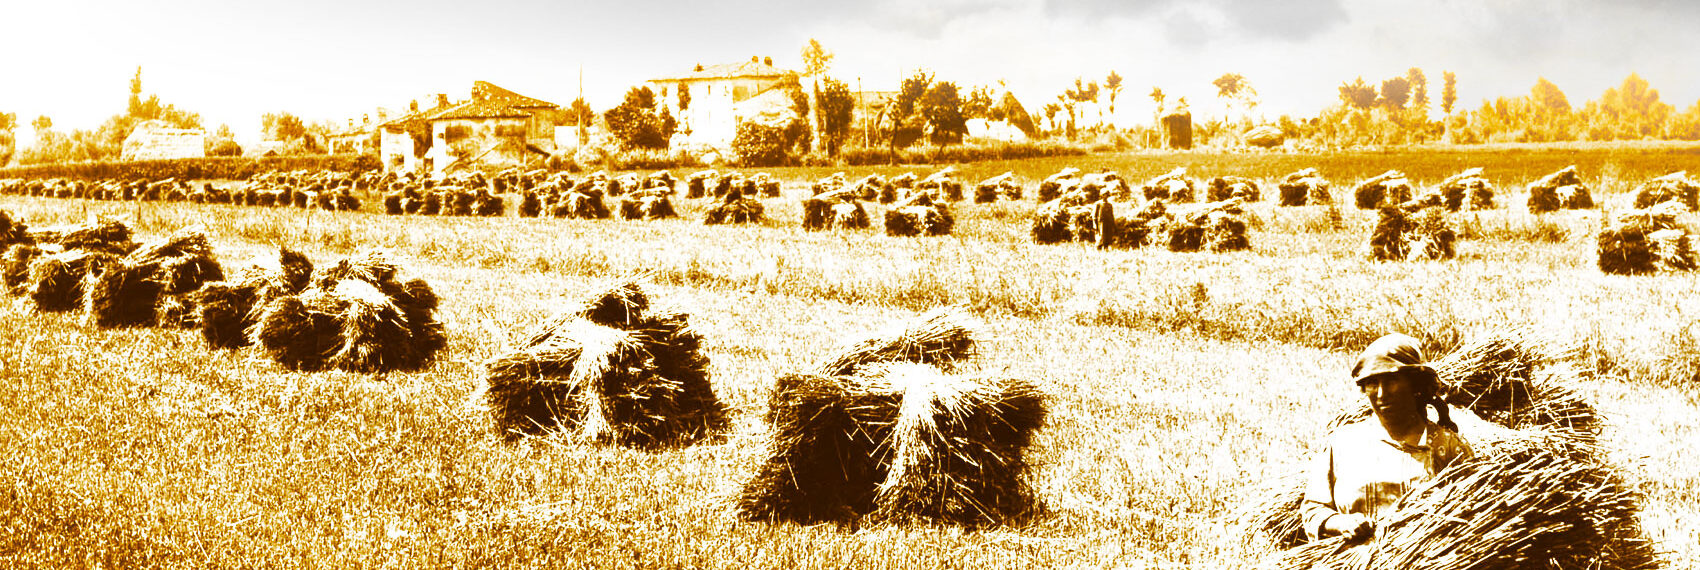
[840,140,1090,166]
[0,154,380,181]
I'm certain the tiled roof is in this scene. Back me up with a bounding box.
[425,81,559,121]
[650,60,793,82]
[470,81,556,108]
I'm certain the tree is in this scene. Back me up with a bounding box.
[554,97,596,126]
[1105,71,1124,130]
[1150,86,1167,146]
[1442,71,1458,116]
[603,86,668,150]
[1061,77,1099,137]
[262,112,314,149]
[0,112,15,166]
[32,115,52,140]
[963,85,995,120]
[920,81,967,145]
[1407,68,1429,113]
[1213,73,1258,125]
[1531,78,1571,114]
[1042,102,1063,136]
[888,70,934,149]
[1339,78,1378,110]
[816,77,856,155]
[1379,76,1411,110]
[800,39,834,153]
[1584,73,1673,140]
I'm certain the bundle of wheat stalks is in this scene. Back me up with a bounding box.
[1278,168,1333,207]
[83,227,225,328]
[917,167,964,202]
[703,186,765,225]
[1037,167,1081,203]
[192,247,314,349]
[801,187,870,232]
[480,280,727,447]
[1352,170,1414,210]
[1237,329,1659,570]
[883,192,955,237]
[737,308,1046,527]
[14,217,138,312]
[1143,167,1197,202]
[1632,171,1699,211]
[250,250,445,373]
[1598,201,1695,275]
[1434,167,1496,211]
[1370,204,1456,261]
[973,171,1022,203]
[616,188,678,221]
[1153,198,1251,252]
[1525,165,1594,213]
[1208,176,1262,202]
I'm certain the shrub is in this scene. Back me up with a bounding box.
[732,123,791,167]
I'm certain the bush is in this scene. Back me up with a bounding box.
[732,123,791,167]
[0,154,378,181]
[208,140,243,157]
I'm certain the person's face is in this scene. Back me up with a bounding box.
[1358,371,1422,421]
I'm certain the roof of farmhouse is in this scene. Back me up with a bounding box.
[426,81,558,121]
[650,59,793,82]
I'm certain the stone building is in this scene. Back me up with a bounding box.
[648,57,796,149]
[379,81,559,175]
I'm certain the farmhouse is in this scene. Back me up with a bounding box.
[379,82,559,176]
[648,57,796,149]
[325,114,380,155]
[120,120,205,161]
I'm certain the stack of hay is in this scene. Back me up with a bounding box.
[1082,171,1131,201]
[1353,170,1414,210]
[82,227,225,329]
[1435,167,1496,211]
[801,187,870,231]
[480,280,728,447]
[737,309,1046,527]
[973,171,1022,203]
[750,172,782,198]
[1598,202,1695,275]
[883,172,917,204]
[686,170,719,199]
[1030,181,1110,246]
[703,186,765,225]
[472,189,504,216]
[643,170,677,193]
[1151,199,1251,252]
[517,190,543,218]
[1370,204,1457,261]
[19,217,138,313]
[1632,171,1700,211]
[1239,329,1659,570]
[810,172,848,196]
[1037,167,1081,203]
[550,179,612,220]
[1526,165,1594,213]
[851,174,889,202]
[616,187,679,221]
[607,173,640,197]
[250,250,446,373]
[1142,167,1196,202]
[1285,167,1339,210]
[1,209,38,295]
[192,247,314,349]
[884,192,955,237]
[1207,176,1262,202]
[917,167,964,202]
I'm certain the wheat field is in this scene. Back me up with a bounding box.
[2,148,1699,569]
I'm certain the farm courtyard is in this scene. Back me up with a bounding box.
[3,146,1700,568]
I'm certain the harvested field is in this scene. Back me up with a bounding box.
[2,145,1700,569]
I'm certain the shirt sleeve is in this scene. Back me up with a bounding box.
[1300,440,1339,541]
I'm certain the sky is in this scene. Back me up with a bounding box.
[3,0,1698,145]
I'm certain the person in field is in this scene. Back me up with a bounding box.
[1301,333,1474,541]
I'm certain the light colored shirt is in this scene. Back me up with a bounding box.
[1300,418,1474,540]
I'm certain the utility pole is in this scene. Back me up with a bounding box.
[577,66,587,146]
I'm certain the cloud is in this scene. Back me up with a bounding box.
[1043,0,1348,43]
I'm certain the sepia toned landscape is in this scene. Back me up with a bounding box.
[5,1,1700,568]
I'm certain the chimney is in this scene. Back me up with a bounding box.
[409,100,419,113]
[436,93,449,107]
[362,113,370,125]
